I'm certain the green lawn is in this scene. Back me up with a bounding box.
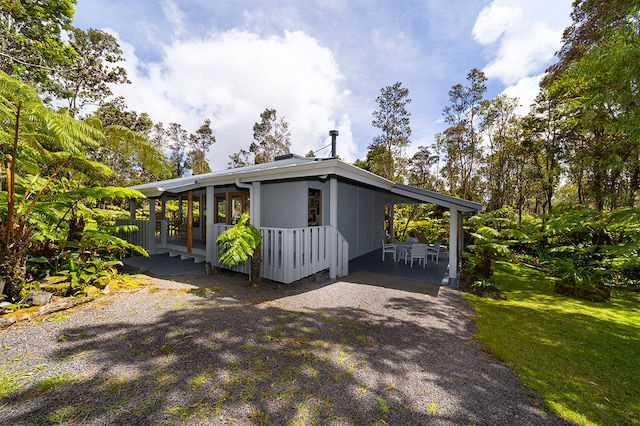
[465,261,640,426]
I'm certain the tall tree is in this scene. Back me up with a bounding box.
[250,108,291,164]
[440,68,487,201]
[86,98,171,186]
[370,82,412,181]
[521,90,566,214]
[54,27,129,114]
[160,122,189,178]
[408,145,439,191]
[543,0,639,85]
[0,72,107,301]
[0,0,76,89]
[480,94,521,211]
[544,2,640,210]
[185,118,215,175]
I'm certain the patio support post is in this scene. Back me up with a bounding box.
[148,199,157,255]
[329,177,338,279]
[448,206,459,284]
[251,182,260,227]
[389,203,394,240]
[205,186,215,265]
[129,199,136,219]
[187,190,193,254]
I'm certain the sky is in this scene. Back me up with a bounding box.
[72,0,573,171]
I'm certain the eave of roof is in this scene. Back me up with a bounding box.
[391,184,482,213]
[130,157,482,212]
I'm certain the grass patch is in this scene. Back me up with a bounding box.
[47,403,91,424]
[33,372,78,393]
[465,261,640,426]
[376,396,389,413]
[0,365,25,399]
[58,350,87,364]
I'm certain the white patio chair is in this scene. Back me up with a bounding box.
[397,244,411,264]
[381,239,397,262]
[410,243,428,268]
[426,241,441,264]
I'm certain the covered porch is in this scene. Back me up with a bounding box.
[116,218,349,285]
[349,247,450,286]
[120,247,449,287]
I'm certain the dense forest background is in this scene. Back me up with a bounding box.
[1,0,639,303]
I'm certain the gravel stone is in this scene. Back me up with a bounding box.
[0,270,574,425]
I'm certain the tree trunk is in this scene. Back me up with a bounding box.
[249,240,262,288]
[0,220,32,302]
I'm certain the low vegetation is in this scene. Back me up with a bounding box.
[466,261,640,426]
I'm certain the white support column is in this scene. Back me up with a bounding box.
[448,207,459,283]
[329,177,338,279]
[251,182,261,227]
[148,199,157,255]
[389,203,395,240]
[206,186,215,265]
[160,198,167,247]
[129,200,137,219]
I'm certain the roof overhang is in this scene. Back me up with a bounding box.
[129,157,482,213]
[390,184,482,213]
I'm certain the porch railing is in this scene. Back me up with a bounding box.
[213,224,347,284]
[116,219,348,284]
[115,219,168,252]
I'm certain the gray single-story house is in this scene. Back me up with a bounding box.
[118,154,481,285]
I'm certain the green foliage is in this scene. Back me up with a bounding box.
[250,108,291,165]
[0,73,147,301]
[544,3,640,211]
[0,71,108,301]
[467,261,640,425]
[86,114,172,186]
[217,212,261,268]
[0,300,27,312]
[461,208,516,287]
[391,204,449,245]
[27,251,122,294]
[535,207,640,300]
[370,82,412,181]
[0,0,76,89]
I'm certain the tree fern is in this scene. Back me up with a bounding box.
[217,212,262,286]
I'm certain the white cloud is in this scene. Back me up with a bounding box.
[109,29,355,170]
[472,0,570,85]
[501,74,543,115]
[161,0,187,37]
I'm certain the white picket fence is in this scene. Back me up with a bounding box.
[115,219,348,284]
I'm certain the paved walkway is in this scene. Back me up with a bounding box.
[121,253,206,276]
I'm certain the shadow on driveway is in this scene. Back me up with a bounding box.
[0,270,571,425]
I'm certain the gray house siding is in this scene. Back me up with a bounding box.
[336,181,386,259]
[260,179,331,229]
[260,181,307,228]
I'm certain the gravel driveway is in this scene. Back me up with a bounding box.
[0,270,572,425]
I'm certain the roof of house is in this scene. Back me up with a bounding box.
[131,155,482,213]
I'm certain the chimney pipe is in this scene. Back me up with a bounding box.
[329,130,339,157]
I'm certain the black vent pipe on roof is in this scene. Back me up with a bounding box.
[329,130,339,157]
